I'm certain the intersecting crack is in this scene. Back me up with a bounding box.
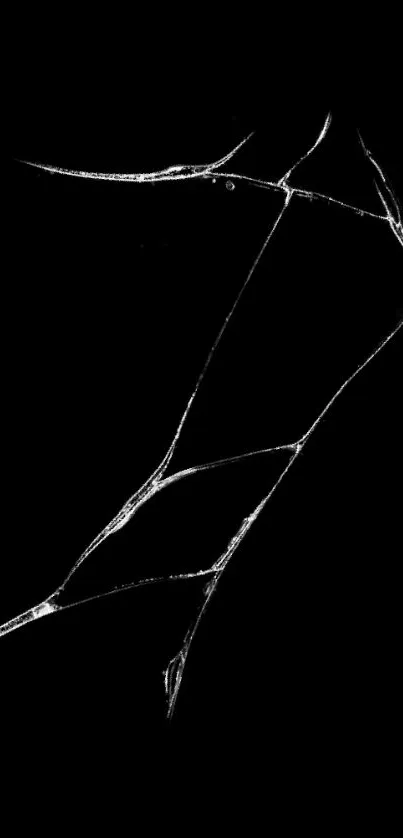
[4,112,402,723]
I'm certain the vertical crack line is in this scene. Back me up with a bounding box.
[277,111,332,187]
[357,129,403,248]
[163,450,299,719]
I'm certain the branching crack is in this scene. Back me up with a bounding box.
[5,113,402,722]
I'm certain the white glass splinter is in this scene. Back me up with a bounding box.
[356,129,403,248]
[3,116,402,722]
[15,131,256,183]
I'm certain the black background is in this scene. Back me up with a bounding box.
[4,51,402,821]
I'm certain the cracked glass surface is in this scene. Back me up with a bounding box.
[3,108,402,753]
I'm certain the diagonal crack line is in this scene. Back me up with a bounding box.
[163,316,403,719]
[3,119,402,717]
[298,319,403,445]
[0,194,291,639]
[54,196,291,588]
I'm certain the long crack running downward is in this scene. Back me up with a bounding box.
[4,113,403,721]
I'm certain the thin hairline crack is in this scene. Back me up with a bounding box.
[3,118,402,721]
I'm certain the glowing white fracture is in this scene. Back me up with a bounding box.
[3,115,402,724]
